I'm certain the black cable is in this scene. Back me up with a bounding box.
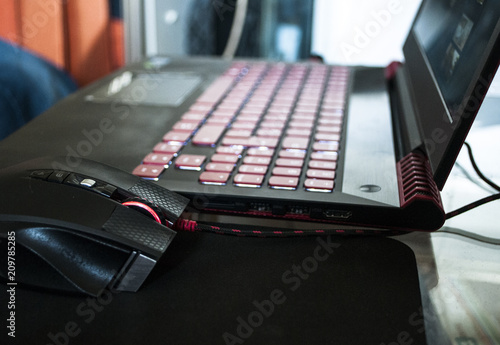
[445,192,500,219]
[463,142,500,192]
[445,142,500,219]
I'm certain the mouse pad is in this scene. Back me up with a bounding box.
[1,232,427,345]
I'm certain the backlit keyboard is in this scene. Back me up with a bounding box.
[132,62,350,193]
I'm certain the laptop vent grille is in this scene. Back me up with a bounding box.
[397,152,442,208]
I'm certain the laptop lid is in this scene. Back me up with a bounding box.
[403,0,500,189]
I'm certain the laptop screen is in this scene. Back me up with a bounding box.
[404,0,500,189]
[414,0,500,122]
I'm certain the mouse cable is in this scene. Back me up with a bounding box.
[445,142,500,219]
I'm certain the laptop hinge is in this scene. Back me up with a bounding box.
[386,62,424,160]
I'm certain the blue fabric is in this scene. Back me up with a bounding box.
[0,39,77,140]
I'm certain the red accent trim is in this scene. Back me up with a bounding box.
[396,152,443,208]
[122,201,162,224]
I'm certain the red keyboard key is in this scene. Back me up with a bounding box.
[199,172,230,185]
[143,153,173,165]
[163,131,191,143]
[272,167,301,177]
[211,154,239,164]
[279,150,306,159]
[192,125,226,146]
[231,122,257,130]
[316,125,341,133]
[248,137,279,148]
[309,160,337,170]
[132,165,164,179]
[206,116,233,125]
[304,179,334,191]
[205,163,235,173]
[286,128,312,137]
[319,118,342,126]
[233,174,264,187]
[172,121,199,132]
[282,137,310,150]
[221,137,250,147]
[269,176,299,189]
[247,148,274,157]
[306,169,335,179]
[313,142,339,152]
[216,146,243,155]
[239,165,268,175]
[243,156,271,166]
[259,121,286,129]
[315,133,341,142]
[275,158,304,168]
[225,129,252,138]
[153,142,182,154]
[181,113,206,122]
[175,154,206,170]
[310,151,338,161]
[256,128,282,138]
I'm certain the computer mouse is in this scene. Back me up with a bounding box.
[0,156,189,296]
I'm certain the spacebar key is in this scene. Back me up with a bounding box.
[192,125,226,146]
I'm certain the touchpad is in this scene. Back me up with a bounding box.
[86,72,203,106]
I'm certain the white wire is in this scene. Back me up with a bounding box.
[222,0,249,59]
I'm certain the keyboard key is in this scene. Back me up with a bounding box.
[248,137,279,148]
[222,137,250,147]
[172,121,199,132]
[256,128,282,138]
[279,150,306,159]
[286,128,312,137]
[205,163,235,173]
[143,153,174,165]
[306,169,335,179]
[282,137,310,150]
[304,179,334,191]
[239,165,268,175]
[192,125,226,146]
[163,131,191,143]
[315,133,341,142]
[309,160,337,170]
[216,146,243,155]
[313,142,339,152]
[310,151,338,161]
[272,167,301,177]
[247,148,274,157]
[269,176,299,189]
[132,165,164,179]
[243,156,271,166]
[225,129,252,138]
[199,172,230,185]
[211,154,239,164]
[175,154,206,170]
[181,113,206,122]
[234,174,264,187]
[316,125,341,133]
[275,158,304,168]
[231,122,257,130]
[153,142,182,154]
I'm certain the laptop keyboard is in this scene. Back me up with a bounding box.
[132,61,350,193]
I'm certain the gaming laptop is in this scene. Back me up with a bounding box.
[0,0,499,233]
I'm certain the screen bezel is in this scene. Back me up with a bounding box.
[402,0,500,190]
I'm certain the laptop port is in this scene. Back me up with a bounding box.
[288,206,310,215]
[323,210,352,219]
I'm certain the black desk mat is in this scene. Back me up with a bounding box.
[1,232,427,344]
